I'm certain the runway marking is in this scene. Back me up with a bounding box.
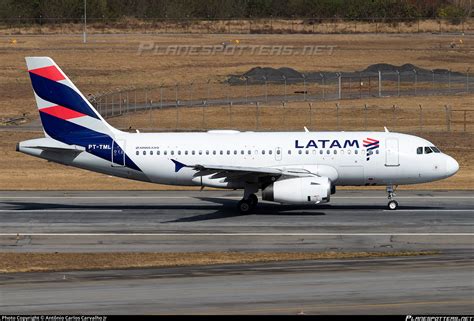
[0,233,472,236]
[383,209,474,212]
[0,196,473,199]
[0,210,123,213]
[197,299,474,314]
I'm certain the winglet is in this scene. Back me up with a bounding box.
[304,126,309,132]
[171,159,187,172]
[384,126,389,133]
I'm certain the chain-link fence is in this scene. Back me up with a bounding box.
[90,68,473,121]
[102,100,473,134]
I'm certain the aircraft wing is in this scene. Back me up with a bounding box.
[171,159,315,181]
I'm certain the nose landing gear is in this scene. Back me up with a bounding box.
[386,185,399,210]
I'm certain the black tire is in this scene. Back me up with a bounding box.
[387,200,399,210]
[238,200,252,214]
[248,194,258,208]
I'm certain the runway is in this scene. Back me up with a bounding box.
[1,190,473,314]
[1,252,472,314]
[0,190,472,252]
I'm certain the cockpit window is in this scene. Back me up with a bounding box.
[416,147,423,154]
[424,147,433,154]
[431,146,441,153]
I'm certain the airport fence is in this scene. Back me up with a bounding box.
[90,68,473,131]
[101,99,473,134]
[0,17,472,35]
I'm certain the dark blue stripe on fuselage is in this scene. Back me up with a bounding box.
[39,112,141,172]
[29,73,99,119]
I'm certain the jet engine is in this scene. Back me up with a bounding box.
[262,176,331,204]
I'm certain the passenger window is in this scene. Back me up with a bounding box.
[269,150,272,155]
[248,150,251,155]
[164,151,167,155]
[177,151,181,155]
[326,150,330,154]
[199,150,202,155]
[417,147,423,154]
[136,151,139,155]
[288,150,291,155]
[305,150,309,154]
[184,151,187,155]
[234,150,237,155]
[213,151,216,155]
[424,147,433,154]
[376,150,379,154]
[262,150,265,155]
[220,151,223,155]
[277,150,281,155]
[355,150,358,154]
[319,150,323,155]
[150,151,154,155]
[227,150,230,155]
[206,150,209,155]
[334,150,337,154]
[192,151,195,155]
[241,150,244,155]
[298,150,302,155]
[143,151,146,155]
[171,151,174,155]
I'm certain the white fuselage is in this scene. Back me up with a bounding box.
[20,130,459,189]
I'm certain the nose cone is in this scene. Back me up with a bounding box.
[445,156,459,177]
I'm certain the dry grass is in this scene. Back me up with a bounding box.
[0,33,472,190]
[1,18,471,35]
[0,251,438,273]
[0,33,472,120]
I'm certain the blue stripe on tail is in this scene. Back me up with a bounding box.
[40,112,141,172]
[29,73,100,119]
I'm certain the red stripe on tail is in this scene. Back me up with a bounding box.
[29,65,65,82]
[40,105,86,120]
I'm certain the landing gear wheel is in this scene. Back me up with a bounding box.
[387,200,398,210]
[237,200,252,214]
[248,194,258,208]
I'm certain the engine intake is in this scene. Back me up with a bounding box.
[262,176,332,204]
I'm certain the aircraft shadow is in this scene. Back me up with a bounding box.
[1,199,445,223]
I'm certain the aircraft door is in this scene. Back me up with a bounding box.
[275,147,282,161]
[385,138,399,166]
[112,139,126,167]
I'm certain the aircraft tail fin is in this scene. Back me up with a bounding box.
[25,57,116,143]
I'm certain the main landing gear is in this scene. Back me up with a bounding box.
[237,184,259,214]
[386,185,399,210]
[237,194,258,213]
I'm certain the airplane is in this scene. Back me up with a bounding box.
[17,57,459,213]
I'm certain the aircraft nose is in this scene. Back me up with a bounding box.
[445,156,459,177]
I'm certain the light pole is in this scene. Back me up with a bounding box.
[413,69,417,96]
[263,76,268,103]
[396,70,400,97]
[467,67,470,93]
[83,0,87,43]
[320,73,325,100]
[302,74,306,101]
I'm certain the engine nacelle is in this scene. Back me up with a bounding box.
[262,176,331,204]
